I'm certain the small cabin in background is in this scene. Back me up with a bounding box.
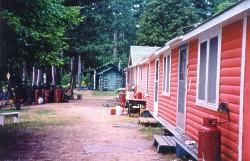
[82,63,125,91]
[96,63,124,91]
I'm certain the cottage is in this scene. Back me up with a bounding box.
[127,1,250,161]
[95,63,124,91]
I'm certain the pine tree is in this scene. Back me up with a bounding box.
[136,0,199,46]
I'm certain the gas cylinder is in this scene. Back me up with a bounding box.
[198,118,221,161]
[120,91,126,108]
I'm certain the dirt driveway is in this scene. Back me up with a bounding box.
[0,90,182,161]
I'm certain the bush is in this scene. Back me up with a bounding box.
[60,73,71,86]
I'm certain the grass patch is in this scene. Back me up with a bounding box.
[34,109,55,115]
[0,109,21,113]
[111,117,137,123]
[0,108,69,133]
[92,90,117,96]
[139,125,163,140]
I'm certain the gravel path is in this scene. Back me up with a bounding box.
[0,90,181,161]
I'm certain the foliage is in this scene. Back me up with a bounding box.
[136,0,200,46]
[60,72,71,86]
[0,0,82,84]
[211,0,238,15]
[65,0,142,69]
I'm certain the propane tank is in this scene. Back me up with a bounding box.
[120,90,126,108]
[198,118,221,161]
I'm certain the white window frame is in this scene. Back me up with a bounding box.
[196,27,221,110]
[162,53,171,96]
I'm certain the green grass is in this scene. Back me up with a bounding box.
[0,109,21,113]
[139,125,163,140]
[92,90,117,96]
[0,108,69,132]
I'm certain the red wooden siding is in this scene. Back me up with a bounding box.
[145,60,155,112]
[141,64,147,95]
[219,20,243,161]
[186,39,201,140]
[185,20,243,161]
[243,17,250,161]
[157,48,179,126]
[185,39,216,141]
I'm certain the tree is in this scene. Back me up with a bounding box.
[136,0,199,46]
[190,0,210,22]
[210,0,239,15]
[0,0,82,87]
[65,0,142,69]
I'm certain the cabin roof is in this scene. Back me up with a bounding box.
[129,46,160,66]
[96,66,121,75]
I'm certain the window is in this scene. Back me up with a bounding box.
[197,34,220,110]
[163,54,171,96]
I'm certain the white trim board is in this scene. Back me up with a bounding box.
[238,16,248,161]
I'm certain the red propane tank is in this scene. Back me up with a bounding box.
[120,91,126,108]
[198,118,221,161]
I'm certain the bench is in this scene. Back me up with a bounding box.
[173,134,198,160]
[0,112,20,126]
[153,135,176,153]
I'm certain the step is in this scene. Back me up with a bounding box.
[153,135,176,153]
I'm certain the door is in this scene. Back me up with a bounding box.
[154,59,159,116]
[176,47,188,133]
[108,72,116,91]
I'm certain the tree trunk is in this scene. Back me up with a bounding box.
[59,51,64,80]
[52,65,57,86]
[0,81,2,93]
[70,55,76,97]
[113,30,118,58]
[37,69,42,87]
[32,67,37,87]
[77,55,82,90]
[71,56,74,71]
[22,62,27,83]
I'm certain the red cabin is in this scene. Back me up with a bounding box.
[127,1,250,160]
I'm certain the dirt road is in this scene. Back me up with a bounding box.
[0,90,181,161]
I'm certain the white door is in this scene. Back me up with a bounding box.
[176,47,188,133]
[154,59,159,116]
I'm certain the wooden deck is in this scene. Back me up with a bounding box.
[173,134,198,160]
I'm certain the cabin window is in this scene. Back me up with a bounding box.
[197,34,220,110]
[163,54,171,96]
